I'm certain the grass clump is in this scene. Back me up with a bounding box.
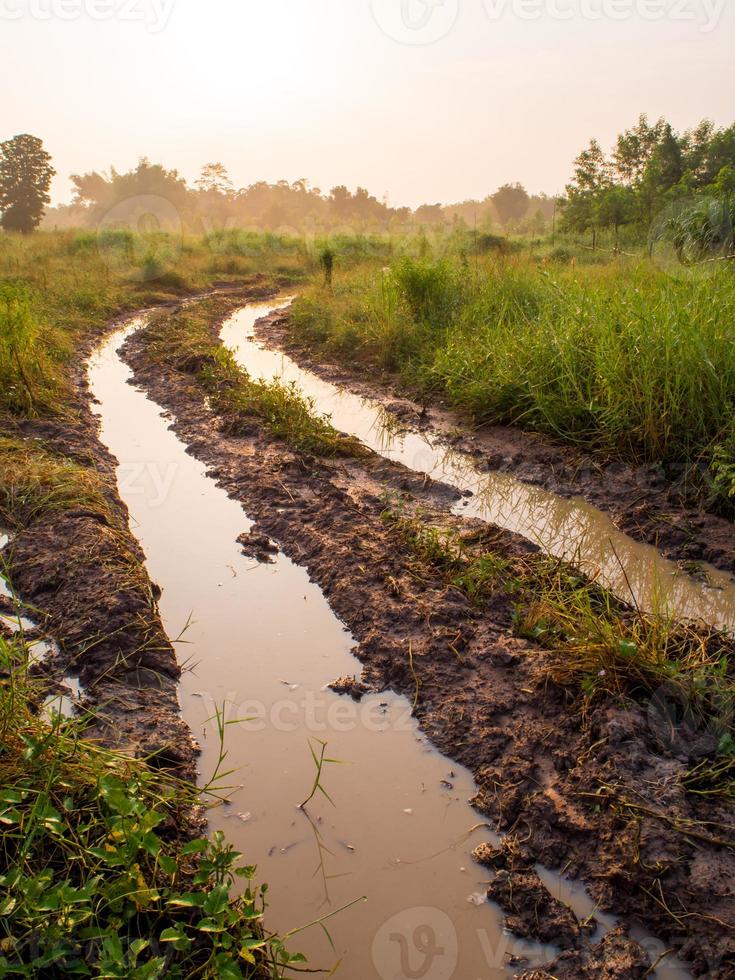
[144,299,369,458]
[0,636,302,978]
[0,437,114,531]
[382,504,510,602]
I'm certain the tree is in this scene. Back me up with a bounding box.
[329,185,352,219]
[491,183,530,227]
[714,164,735,198]
[613,115,664,186]
[639,124,684,221]
[0,134,55,233]
[571,139,610,193]
[562,140,612,243]
[413,203,445,225]
[195,162,234,195]
[596,185,635,246]
[70,158,189,228]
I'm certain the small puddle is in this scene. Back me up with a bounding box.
[85,307,689,978]
[222,302,735,631]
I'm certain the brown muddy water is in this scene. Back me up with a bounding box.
[222,301,735,631]
[84,306,690,979]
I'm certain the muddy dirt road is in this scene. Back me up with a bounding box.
[110,293,729,977]
[9,286,727,976]
[89,312,549,977]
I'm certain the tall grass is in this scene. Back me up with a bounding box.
[291,253,735,506]
[0,229,326,422]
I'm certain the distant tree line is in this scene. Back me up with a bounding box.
[42,160,557,236]
[2,119,733,243]
[561,115,735,247]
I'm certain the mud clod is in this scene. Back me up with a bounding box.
[328,675,372,701]
[516,926,652,979]
[487,868,582,949]
[237,529,279,564]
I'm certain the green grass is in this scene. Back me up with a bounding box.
[142,298,370,458]
[291,250,735,510]
[0,229,319,423]
[0,635,303,978]
[0,437,114,531]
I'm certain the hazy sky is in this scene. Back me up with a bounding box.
[3,0,734,207]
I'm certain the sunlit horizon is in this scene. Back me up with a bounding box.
[3,0,735,207]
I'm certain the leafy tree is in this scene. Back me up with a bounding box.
[700,125,735,186]
[0,134,55,234]
[562,140,612,242]
[70,158,188,229]
[613,115,664,186]
[491,182,530,227]
[714,164,735,198]
[596,185,635,245]
[194,162,234,195]
[644,124,684,195]
[413,203,445,225]
[329,185,353,219]
[571,139,611,193]
[681,119,715,182]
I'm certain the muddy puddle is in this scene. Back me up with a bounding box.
[222,302,735,631]
[85,308,690,978]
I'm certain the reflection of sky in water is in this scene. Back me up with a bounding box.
[223,304,735,632]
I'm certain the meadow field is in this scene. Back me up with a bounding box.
[2,227,735,977]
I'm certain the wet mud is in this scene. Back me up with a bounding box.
[120,295,735,977]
